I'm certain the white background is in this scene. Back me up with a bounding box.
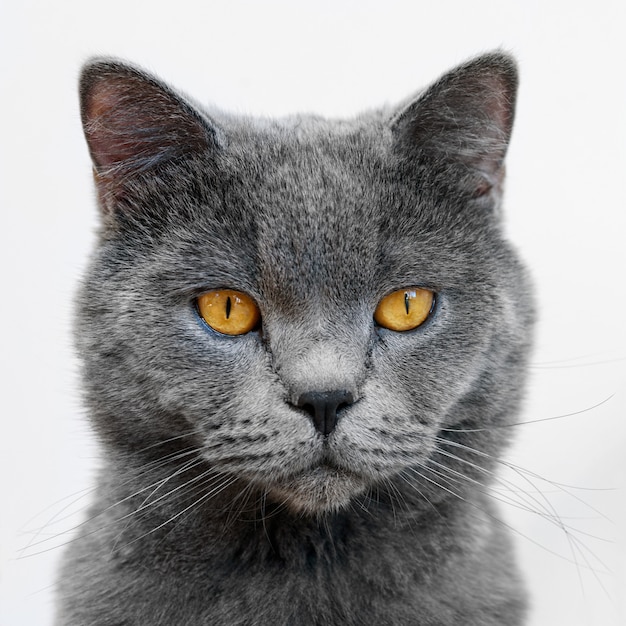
[1,1,625,624]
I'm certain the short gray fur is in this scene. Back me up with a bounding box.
[56,52,534,625]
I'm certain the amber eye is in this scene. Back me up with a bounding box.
[197,289,260,336]
[374,287,435,332]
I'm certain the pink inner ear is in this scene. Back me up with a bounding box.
[82,71,208,170]
[480,74,515,141]
[84,78,142,167]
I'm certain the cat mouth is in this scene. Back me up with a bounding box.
[264,456,368,515]
[307,460,354,479]
[313,451,348,473]
[303,448,361,478]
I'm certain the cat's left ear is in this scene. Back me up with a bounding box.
[391,52,518,202]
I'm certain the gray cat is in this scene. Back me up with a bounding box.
[56,51,534,625]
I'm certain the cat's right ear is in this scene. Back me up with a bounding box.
[79,59,219,213]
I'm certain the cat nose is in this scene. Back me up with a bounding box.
[295,390,354,437]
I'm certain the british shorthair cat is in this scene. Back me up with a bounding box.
[56,51,533,625]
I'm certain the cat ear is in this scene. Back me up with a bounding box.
[79,59,218,211]
[391,52,518,200]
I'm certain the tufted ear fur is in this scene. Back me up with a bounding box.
[391,52,518,201]
[79,59,218,213]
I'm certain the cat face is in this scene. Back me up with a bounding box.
[78,53,533,515]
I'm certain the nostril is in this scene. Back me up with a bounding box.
[295,390,354,437]
[337,401,350,413]
[297,399,318,420]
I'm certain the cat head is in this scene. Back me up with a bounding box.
[77,52,533,515]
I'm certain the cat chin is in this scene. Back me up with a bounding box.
[265,465,370,516]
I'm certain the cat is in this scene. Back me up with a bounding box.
[55,51,534,625]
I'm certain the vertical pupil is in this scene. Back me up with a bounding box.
[225,296,232,319]
[404,292,410,315]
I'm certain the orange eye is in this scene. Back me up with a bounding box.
[197,290,260,336]
[374,287,434,332]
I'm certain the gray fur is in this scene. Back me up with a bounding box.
[56,52,534,625]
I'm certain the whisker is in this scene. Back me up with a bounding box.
[426,449,579,531]
[19,449,207,556]
[427,454,613,549]
[132,429,202,455]
[155,472,255,547]
[404,431,615,583]
[403,465,610,575]
[110,457,212,549]
[531,355,626,369]
[440,395,614,432]
[119,475,241,549]
[428,434,614,523]
[224,481,256,523]
[396,470,444,519]
[380,477,403,523]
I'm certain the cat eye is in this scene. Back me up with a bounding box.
[197,290,261,336]
[374,287,435,332]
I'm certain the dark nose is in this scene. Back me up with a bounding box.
[295,390,354,437]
